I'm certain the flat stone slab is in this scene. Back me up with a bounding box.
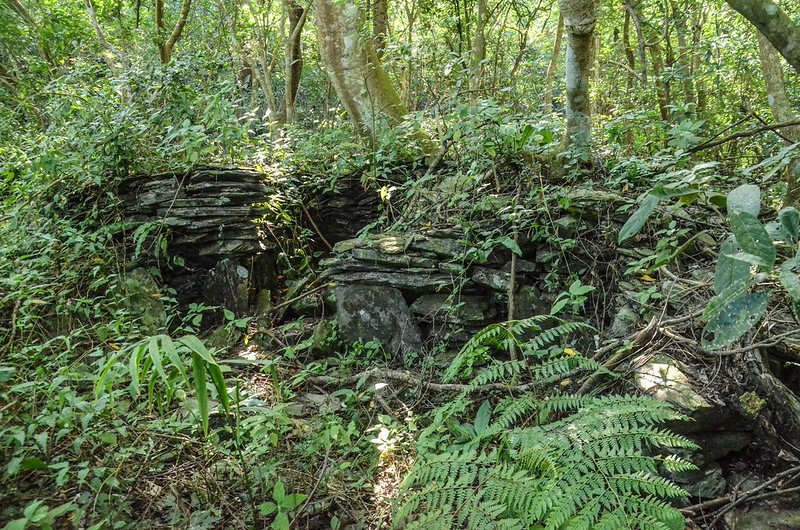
[410,294,497,325]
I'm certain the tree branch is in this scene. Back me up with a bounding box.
[689,119,800,153]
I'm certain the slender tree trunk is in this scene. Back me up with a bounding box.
[468,0,488,103]
[757,33,800,207]
[7,0,53,65]
[670,0,695,108]
[155,0,193,64]
[373,0,389,58]
[401,0,415,108]
[85,0,131,72]
[315,0,409,137]
[691,6,707,112]
[725,0,800,73]
[625,0,647,86]
[544,13,564,114]
[649,41,670,122]
[623,7,635,92]
[591,30,600,114]
[559,0,597,154]
[283,0,307,124]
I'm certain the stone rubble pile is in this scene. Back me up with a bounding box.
[320,230,553,357]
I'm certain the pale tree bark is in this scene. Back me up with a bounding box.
[669,0,695,108]
[400,0,416,108]
[85,0,131,72]
[622,8,636,91]
[283,0,308,124]
[468,0,488,103]
[624,0,647,86]
[649,40,671,122]
[155,0,193,64]
[543,13,564,114]
[315,0,408,137]
[373,0,389,58]
[7,0,53,65]
[243,0,280,118]
[725,0,800,73]
[690,6,707,112]
[559,0,597,153]
[757,32,800,207]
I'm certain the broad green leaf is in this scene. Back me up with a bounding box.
[499,236,522,256]
[20,456,47,470]
[272,512,290,530]
[703,276,755,322]
[726,184,761,217]
[259,502,277,516]
[550,297,569,316]
[2,518,27,530]
[725,251,772,269]
[780,207,800,242]
[282,493,307,510]
[714,237,750,294]
[273,481,286,502]
[729,211,776,269]
[568,280,595,296]
[780,260,800,302]
[702,291,771,349]
[618,195,660,243]
[765,221,790,242]
[192,352,209,435]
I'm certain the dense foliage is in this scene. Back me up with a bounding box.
[2,0,800,527]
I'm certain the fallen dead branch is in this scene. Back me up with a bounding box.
[309,367,541,393]
[682,465,800,525]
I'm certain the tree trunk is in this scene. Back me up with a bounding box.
[315,0,409,137]
[401,0,416,108]
[623,8,635,92]
[468,0,488,103]
[691,6,707,113]
[283,0,307,124]
[559,0,597,154]
[85,0,131,73]
[670,0,695,109]
[757,32,800,207]
[7,0,54,65]
[624,0,647,86]
[155,0,193,64]
[373,0,389,58]
[725,0,800,73]
[649,41,671,122]
[544,14,564,114]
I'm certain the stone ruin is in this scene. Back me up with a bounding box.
[117,168,778,507]
[321,230,552,358]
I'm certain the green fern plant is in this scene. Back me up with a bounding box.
[395,318,696,530]
[443,315,595,383]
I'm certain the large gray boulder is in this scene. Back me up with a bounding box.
[335,284,422,357]
[204,258,250,317]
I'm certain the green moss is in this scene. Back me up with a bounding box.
[739,391,766,417]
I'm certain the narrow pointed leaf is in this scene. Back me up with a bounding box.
[192,352,209,435]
